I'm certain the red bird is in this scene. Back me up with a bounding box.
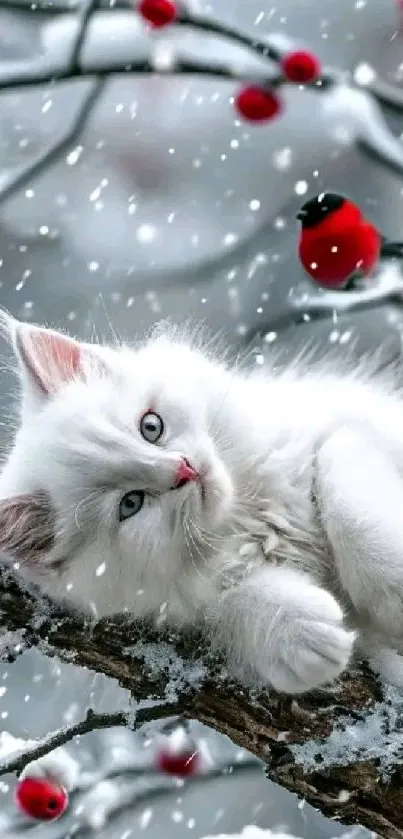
[297,193,403,290]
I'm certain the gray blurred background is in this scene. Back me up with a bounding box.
[0,0,401,834]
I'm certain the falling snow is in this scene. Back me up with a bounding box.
[0,1,401,838]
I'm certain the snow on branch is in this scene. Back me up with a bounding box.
[0,562,402,839]
[0,709,128,776]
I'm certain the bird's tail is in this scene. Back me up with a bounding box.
[380,240,403,259]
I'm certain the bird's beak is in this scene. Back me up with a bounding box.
[296,210,307,221]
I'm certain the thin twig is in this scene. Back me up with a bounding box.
[68,0,101,75]
[358,136,403,179]
[0,709,128,776]
[0,703,179,776]
[0,77,106,205]
[0,58,277,91]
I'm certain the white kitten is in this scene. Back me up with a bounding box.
[1,313,403,694]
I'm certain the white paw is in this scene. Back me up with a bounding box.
[266,586,356,694]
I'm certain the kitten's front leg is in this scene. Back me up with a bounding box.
[208,566,355,694]
[315,427,403,644]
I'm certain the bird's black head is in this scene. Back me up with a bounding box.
[296,192,346,229]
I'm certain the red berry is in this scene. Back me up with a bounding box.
[138,0,177,27]
[154,728,200,778]
[235,86,282,123]
[15,777,68,821]
[281,50,321,84]
[156,748,200,777]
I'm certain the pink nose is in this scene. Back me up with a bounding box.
[173,458,198,489]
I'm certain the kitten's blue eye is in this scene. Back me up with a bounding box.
[140,412,164,444]
[119,491,144,521]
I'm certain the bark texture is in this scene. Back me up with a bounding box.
[0,564,401,839]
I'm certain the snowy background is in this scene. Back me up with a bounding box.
[0,0,401,835]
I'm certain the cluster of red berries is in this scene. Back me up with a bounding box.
[14,733,199,821]
[137,0,321,123]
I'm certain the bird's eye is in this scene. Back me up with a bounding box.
[140,412,164,444]
[119,491,144,522]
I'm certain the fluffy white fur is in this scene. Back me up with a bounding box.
[2,313,403,694]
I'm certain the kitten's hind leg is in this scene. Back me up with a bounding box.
[315,427,403,642]
[208,565,355,694]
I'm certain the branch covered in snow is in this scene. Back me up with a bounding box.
[256,263,403,336]
[0,563,402,839]
[0,709,128,776]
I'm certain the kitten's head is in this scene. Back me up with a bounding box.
[0,315,234,617]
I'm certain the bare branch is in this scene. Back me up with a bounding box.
[0,78,107,207]
[0,709,128,776]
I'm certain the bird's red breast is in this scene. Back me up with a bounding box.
[298,218,381,288]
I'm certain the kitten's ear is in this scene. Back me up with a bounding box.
[14,321,82,398]
[0,492,55,567]
[0,312,102,410]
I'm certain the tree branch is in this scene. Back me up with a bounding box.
[0,709,128,776]
[0,564,402,838]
